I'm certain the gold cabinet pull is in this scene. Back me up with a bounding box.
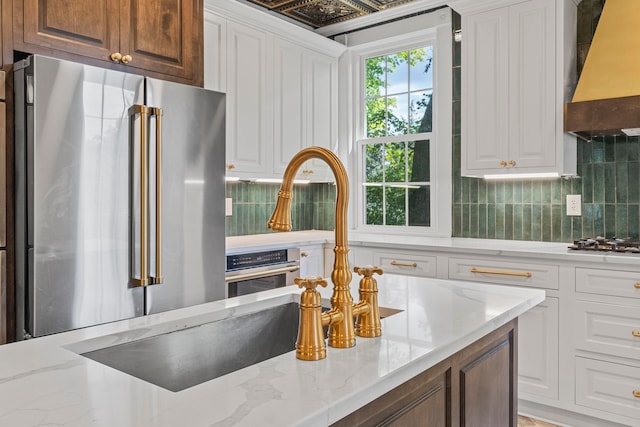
[635,282,640,289]
[121,54,133,64]
[470,267,532,278]
[390,260,417,268]
[226,163,235,170]
[633,330,640,337]
[499,160,507,168]
[302,169,314,175]
[634,390,640,398]
[508,160,516,167]
[301,252,309,257]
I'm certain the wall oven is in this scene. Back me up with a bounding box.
[225,249,300,298]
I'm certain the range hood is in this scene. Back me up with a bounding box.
[564,0,640,140]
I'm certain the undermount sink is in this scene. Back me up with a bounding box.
[82,302,299,392]
[81,301,402,392]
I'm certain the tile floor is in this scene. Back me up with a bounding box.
[518,415,560,427]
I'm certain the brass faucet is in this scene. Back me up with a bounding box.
[268,146,382,360]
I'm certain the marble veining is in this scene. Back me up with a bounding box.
[0,275,544,426]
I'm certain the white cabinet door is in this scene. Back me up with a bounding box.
[225,22,272,176]
[518,296,559,400]
[462,7,509,173]
[304,51,337,182]
[203,12,226,93]
[508,0,556,170]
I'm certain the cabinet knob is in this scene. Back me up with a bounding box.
[499,160,507,168]
[301,252,309,257]
[110,53,133,64]
[508,160,516,167]
[632,330,640,337]
[302,169,314,175]
[635,282,640,289]
[226,164,235,170]
[634,390,640,398]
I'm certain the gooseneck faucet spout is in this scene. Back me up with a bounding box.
[268,147,362,353]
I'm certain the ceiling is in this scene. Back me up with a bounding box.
[243,0,419,29]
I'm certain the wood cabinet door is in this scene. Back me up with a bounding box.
[459,329,516,427]
[18,0,120,61]
[120,0,199,84]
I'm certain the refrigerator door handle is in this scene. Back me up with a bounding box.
[151,107,163,284]
[129,104,150,288]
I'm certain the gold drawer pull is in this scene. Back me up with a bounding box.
[390,260,417,268]
[470,267,532,278]
[634,390,640,398]
[635,282,640,289]
[301,252,309,257]
[633,330,640,337]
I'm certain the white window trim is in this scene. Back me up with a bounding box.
[341,8,452,237]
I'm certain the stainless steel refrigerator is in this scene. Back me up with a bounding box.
[14,55,226,338]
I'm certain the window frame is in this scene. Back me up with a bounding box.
[347,10,452,236]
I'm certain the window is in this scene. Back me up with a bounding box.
[363,47,433,227]
[345,10,452,236]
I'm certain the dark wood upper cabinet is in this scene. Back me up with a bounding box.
[14,0,203,86]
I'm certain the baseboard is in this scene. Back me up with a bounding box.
[518,399,633,427]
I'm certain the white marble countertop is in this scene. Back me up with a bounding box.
[0,275,543,427]
[226,230,640,268]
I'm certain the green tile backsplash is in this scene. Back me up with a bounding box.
[225,182,336,236]
[452,0,640,242]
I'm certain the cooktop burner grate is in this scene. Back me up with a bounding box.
[569,236,640,253]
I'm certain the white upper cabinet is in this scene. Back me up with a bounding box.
[204,2,345,182]
[272,39,338,181]
[461,0,577,178]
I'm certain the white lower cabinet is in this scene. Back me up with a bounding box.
[448,256,559,401]
[572,267,640,425]
[576,357,640,420]
[299,244,324,279]
[342,244,640,425]
[518,296,559,400]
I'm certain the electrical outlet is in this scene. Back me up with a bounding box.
[225,198,233,216]
[567,195,581,216]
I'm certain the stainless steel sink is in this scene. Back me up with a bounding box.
[81,301,402,392]
[82,302,300,392]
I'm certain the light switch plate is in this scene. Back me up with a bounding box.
[567,195,581,216]
[225,198,233,216]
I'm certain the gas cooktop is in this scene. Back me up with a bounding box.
[568,236,640,253]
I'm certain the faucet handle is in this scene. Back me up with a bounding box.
[354,266,383,277]
[295,276,328,290]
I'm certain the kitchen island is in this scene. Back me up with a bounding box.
[0,274,543,426]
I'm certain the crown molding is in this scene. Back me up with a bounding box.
[204,0,347,57]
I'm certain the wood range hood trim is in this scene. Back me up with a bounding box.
[564,0,640,141]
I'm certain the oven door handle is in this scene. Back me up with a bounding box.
[224,264,301,283]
